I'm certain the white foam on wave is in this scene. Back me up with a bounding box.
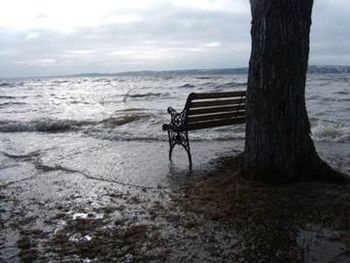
[0,119,80,132]
[311,122,350,143]
[0,113,153,133]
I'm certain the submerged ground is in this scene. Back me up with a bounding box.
[1,138,349,262]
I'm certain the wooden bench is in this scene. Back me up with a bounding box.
[162,90,246,168]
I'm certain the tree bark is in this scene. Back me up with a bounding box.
[245,0,341,182]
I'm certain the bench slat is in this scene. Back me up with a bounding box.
[191,91,246,100]
[187,117,245,130]
[188,111,245,123]
[188,104,245,116]
[190,98,245,108]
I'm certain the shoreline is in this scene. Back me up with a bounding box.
[1,138,349,262]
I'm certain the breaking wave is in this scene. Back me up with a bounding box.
[312,122,350,143]
[0,119,93,132]
[0,113,153,133]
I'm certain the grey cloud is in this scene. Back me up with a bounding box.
[0,3,251,77]
[310,0,350,65]
[0,0,349,77]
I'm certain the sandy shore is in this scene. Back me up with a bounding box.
[1,138,349,262]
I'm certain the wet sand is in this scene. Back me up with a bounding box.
[0,138,349,262]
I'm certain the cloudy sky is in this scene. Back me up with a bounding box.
[0,0,349,78]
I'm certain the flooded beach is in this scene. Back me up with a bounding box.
[1,73,349,262]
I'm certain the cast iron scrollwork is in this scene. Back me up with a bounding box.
[162,107,192,168]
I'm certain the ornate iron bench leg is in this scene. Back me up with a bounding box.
[166,129,192,168]
[187,133,192,169]
[180,131,192,169]
[167,130,175,161]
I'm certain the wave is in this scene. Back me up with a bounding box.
[0,113,153,133]
[52,80,71,84]
[0,82,15,88]
[92,78,111,83]
[196,76,216,80]
[0,119,92,133]
[0,95,16,99]
[119,108,147,111]
[128,92,163,98]
[0,102,27,108]
[318,81,333,87]
[1,150,40,160]
[99,113,153,128]
[84,120,349,144]
[92,132,246,143]
[312,122,350,143]
[91,133,167,142]
[70,100,90,105]
[88,121,349,144]
[334,90,349,95]
[338,98,350,102]
[214,81,247,90]
[179,83,195,88]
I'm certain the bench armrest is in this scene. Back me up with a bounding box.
[162,107,187,132]
[167,107,178,115]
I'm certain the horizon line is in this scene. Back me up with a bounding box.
[1,64,350,80]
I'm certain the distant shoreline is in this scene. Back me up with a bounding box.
[1,65,350,80]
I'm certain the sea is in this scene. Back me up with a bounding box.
[0,73,349,187]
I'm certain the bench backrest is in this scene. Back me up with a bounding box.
[184,91,246,130]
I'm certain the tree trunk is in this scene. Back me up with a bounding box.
[245,0,340,182]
